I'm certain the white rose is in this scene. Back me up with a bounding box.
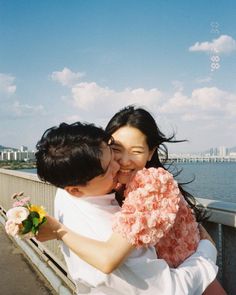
[5,220,20,237]
[6,207,30,224]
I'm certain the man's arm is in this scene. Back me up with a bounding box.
[170,240,218,294]
[37,215,218,294]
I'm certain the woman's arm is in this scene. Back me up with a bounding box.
[37,215,134,274]
[58,223,134,274]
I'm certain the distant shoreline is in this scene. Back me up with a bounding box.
[1,160,236,171]
[0,161,36,170]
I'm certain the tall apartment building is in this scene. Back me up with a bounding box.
[20,145,28,152]
[218,146,227,157]
[0,149,35,161]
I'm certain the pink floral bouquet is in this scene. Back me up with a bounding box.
[5,192,47,239]
[113,167,200,267]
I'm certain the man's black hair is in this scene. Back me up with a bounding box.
[35,122,111,188]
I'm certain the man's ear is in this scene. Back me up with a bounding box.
[65,186,83,197]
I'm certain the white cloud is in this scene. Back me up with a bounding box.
[70,81,163,114]
[191,87,224,110]
[224,93,236,116]
[160,86,236,122]
[195,76,212,84]
[63,115,83,123]
[160,91,191,114]
[12,101,45,117]
[189,35,236,54]
[172,80,184,92]
[51,68,236,125]
[50,68,236,153]
[0,73,46,119]
[181,113,199,122]
[50,68,163,114]
[120,87,162,107]
[0,73,16,95]
[51,67,85,87]
[71,82,114,110]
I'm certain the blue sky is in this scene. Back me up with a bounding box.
[0,0,236,153]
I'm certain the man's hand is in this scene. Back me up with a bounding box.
[198,224,216,247]
[36,215,62,242]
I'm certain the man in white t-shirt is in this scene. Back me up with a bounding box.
[36,122,218,294]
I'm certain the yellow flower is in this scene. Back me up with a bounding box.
[29,204,46,222]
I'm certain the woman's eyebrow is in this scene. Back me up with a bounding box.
[131,146,145,149]
[112,142,145,149]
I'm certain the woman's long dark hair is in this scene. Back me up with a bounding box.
[105,105,208,222]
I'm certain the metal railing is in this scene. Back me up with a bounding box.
[197,197,236,294]
[0,169,235,294]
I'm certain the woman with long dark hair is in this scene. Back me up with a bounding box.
[105,105,207,221]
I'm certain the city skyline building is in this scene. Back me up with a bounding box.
[0,146,35,162]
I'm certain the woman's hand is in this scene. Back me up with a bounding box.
[36,215,62,242]
[198,224,216,247]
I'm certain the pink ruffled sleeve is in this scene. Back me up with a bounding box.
[156,195,200,267]
[112,167,180,247]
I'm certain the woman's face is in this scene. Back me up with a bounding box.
[111,126,154,184]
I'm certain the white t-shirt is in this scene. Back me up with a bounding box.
[55,188,218,295]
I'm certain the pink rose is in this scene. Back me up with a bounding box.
[13,201,24,207]
[140,233,152,244]
[122,203,136,214]
[5,220,20,237]
[6,206,29,224]
[13,197,30,207]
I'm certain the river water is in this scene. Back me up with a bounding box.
[174,162,236,203]
[19,162,236,203]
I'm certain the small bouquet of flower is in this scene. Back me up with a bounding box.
[5,192,47,239]
[113,167,200,267]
